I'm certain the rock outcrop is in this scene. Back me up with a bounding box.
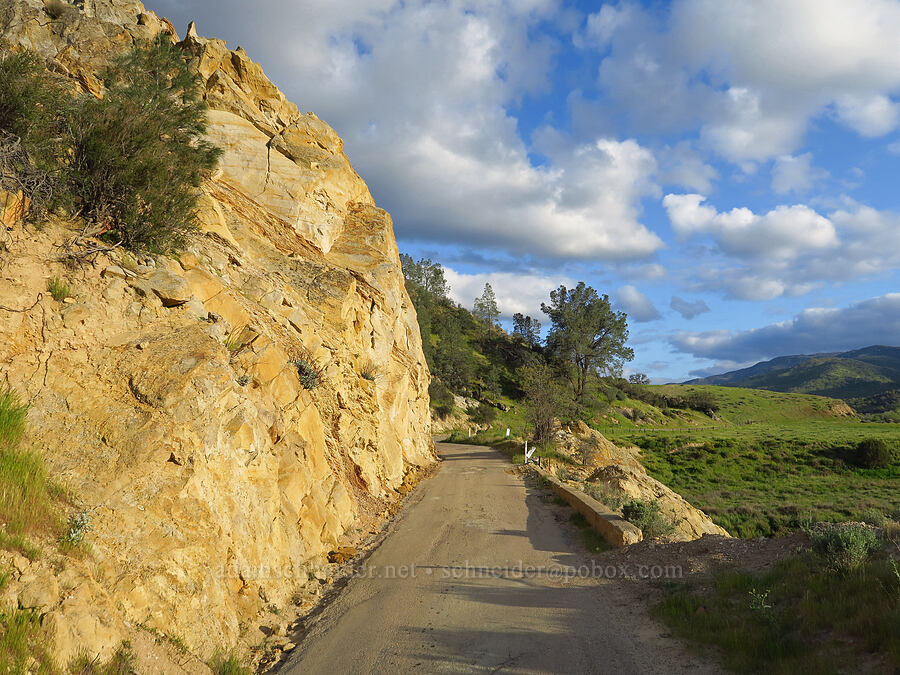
[549,422,729,541]
[0,0,434,664]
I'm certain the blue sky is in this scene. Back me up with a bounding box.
[147,0,900,382]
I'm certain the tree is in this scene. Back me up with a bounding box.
[400,254,449,299]
[628,372,651,385]
[70,35,221,251]
[473,282,500,327]
[541,282,634,402]
[520,362,569,445]
[512,313,542,346]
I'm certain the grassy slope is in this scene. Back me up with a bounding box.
[689,345,900,403]
[594,385,900,537]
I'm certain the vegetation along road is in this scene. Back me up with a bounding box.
[282,443,719,674]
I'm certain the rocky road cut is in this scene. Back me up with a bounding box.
[282,443,720,674]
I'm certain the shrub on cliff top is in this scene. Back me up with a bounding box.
[69,35,221,252]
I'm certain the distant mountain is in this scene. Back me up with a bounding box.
[686,345,900,406]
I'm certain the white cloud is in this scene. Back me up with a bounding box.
[443,267,573,320]
[614,285,662,322]
[670,293,900,362]
[670,296,710,319]
[834,94,900,137]
[658,142,719,193]
[771,153,826,194]
[582,0,900,162]
[663,194,900,300]
[663,194,838,259]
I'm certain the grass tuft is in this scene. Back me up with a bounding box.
[0,386,61,557]
[208,651,249,675]
[0,385,27,448]
[48,276,72,301]
[67,640,136,674]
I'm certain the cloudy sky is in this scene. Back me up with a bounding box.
[147,0,900,382]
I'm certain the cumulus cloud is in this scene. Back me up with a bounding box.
[771,153,826,194]
[670,296,710,319]
[670,293,900,362]
[834,94,900,137]
[662,194,900,300]
[658,142,719,193]
[582,0,900,162]
[663,194,838,259]
[442,267,573,320]
[615,285,662,322]
[147,0,664,262]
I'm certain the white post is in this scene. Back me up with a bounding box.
[506,427,510,437]
[468,428,471,438]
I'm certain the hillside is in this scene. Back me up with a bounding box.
[0,0,434,669]
[686,345,900,414]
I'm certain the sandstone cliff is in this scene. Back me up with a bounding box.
[0,0,434,665]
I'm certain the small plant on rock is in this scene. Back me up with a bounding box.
[292,358,321,390]
[209,651,249,675]
[359,360,377,381]
[48,276,71,301]
[583,482,626,511]
[61,510,91,546]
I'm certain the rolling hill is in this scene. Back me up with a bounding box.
[686,345,900,408]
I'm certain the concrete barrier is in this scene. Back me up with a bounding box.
[534,467,642,547]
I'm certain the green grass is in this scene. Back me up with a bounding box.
[48,276,72,302]
[654,549,900,672]
[592,385,900,537]
[602,419,900,537]
[208,651,249,675]
[569,511,610,553]
[0,385,27,447]
[0,386,63,558]
[68,641,136,674]
[0,607,55,673]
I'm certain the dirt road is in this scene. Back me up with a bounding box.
[281,443,720,674]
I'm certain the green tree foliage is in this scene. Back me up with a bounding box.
[520,361,570,444]
[431,313,476,390]
[541,282,634,402]
[628,372,651,385]
[400,254,449,299]
[469,402,498,426]
[428,380,455,419]
[512,312,542,346]
[472,282,500,327]
[70,35,221,251]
